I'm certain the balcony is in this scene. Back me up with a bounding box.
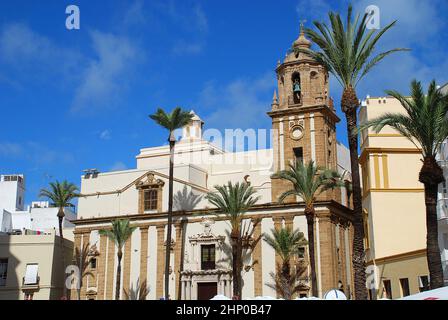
[22,276,40,291]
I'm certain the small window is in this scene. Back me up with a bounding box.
[400,278,410,297]
[419,275,430,292]
[0,259,8,286]
[23,264,39,285]
[144,189,158,211]
[201,245,216,270]
[297,247,305,259]
[443,180,448,195]
[383,280,392,299]
[90,258,97,269]
[293,147,303,166]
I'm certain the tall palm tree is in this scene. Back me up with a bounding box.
[359,80,448,289]
[272,161,344,297]
[150,107,193,299]
[39,180,79,239]
[72,242,93,300]
[39,180,79,298]
[99,219,136,300]
[298,4,409,299]
[264,227,307,280]
[205,182,260,299]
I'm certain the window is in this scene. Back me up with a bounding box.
[383,280,392,299]
[144,189,158,211]
[400,278,410,297]
[90,258,97,269]
[23,264,39,285]
[293,147,303,165]
[363,210,370,249]
[201,245,216,270]
[297,247,305,259]
[419,275,430,292]
[0,259,8,286]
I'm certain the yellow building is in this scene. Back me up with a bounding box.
[0,231,73,300]
[359,96,430,299]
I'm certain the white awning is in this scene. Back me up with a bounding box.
[24,264,39,285]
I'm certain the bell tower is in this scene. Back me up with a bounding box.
[269,24,340,203]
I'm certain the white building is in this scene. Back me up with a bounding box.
[0,174,76,240]
[436,82,448,286]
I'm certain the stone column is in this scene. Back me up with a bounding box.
[156,225,166,299]
[174,223,183,300]
[272,216,283,297]
[139,226,149,286]
[105,237,116,300]
[122,235,132,298]
[317,212,337,294]
[186,279,191,300]
[181,280,186,300]
[71,232,82,299]
[251,218,263,297]
[80,233,88,300]
[339,224,348,292]
[96,234,107,300]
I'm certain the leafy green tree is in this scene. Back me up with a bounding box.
[39,180,79,239]
[150,107,193,299]
[359,80,448,289]
[264,227,308,299]
[298,4,409,299]
[99,219,137,300]
[206,182,260,299]
[272,161,343,296]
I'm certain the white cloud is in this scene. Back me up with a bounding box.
[70,30,139,113]
[110,161,128,171]
[99,129,112,140]
[0,23,82,83]
[0,141,74,165]
[198,72,275,130]
[0,142,24,157]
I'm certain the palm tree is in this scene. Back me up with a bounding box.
[99,219,136,300]
[150,107,194,299]
[298,4,409,299]
[205,182,260,299]
[39,180,79,299]
[264,227,307,298]
[359,80,448,289]
[39,180,79,239]
[72,242,93,300]
[272,161,344,297]
[123,279,150,300]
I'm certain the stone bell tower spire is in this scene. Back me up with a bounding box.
[268,21,340,203]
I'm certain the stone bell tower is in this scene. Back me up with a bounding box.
[269,24,340,203]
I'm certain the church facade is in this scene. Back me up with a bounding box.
[72,27,355,300]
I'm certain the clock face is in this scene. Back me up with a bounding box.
[291,126,303,140]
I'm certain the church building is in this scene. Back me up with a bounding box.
[72,26,355,300]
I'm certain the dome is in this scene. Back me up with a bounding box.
[293,24,311,49]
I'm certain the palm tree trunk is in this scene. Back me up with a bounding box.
[420,156,445,289]
[305,207,318,297]
[164,139,175,300]
[342,86,367,300]
[231,234,241,299]
[57,207,67,299]
[116,249,123,300]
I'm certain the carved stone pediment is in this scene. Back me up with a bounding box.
[136,173,165,189]
[189,217,225,244]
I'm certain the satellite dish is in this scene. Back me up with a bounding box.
[324,289,347,300]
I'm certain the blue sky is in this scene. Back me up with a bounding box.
[0,0,447,205]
